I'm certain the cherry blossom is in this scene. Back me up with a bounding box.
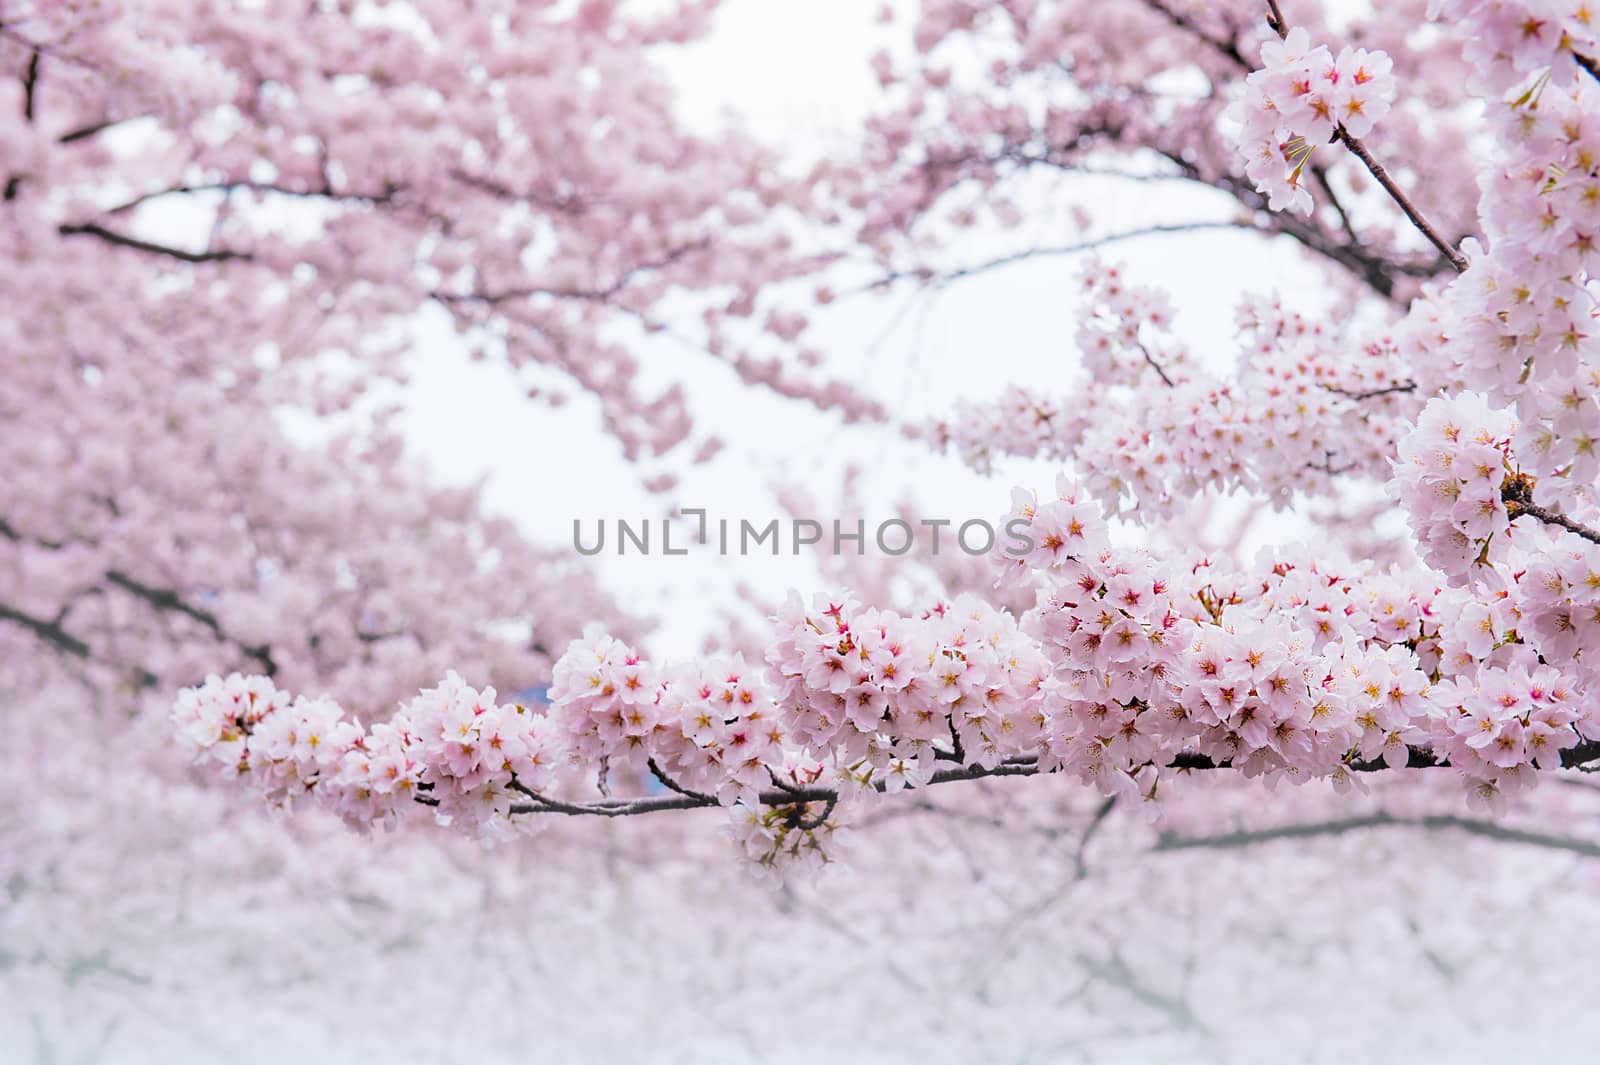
[16,0,1600,1060]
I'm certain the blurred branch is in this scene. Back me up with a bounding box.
[57,222,251,263]
[1075,950,1208,1034]
[857,221,1250,295]
[1321,381,1417,401]
[1155,811,1600,858]
[20,44,39,121]
[104,569,278,675]
[0,599,91,658]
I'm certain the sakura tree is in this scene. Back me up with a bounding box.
[14,0,1600,1061]
[178,0,1600,856]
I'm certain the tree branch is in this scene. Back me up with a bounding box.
[1320,381,1417,401]
[57,117,131,144]
[463,740,1600,820]
[857,221,1251,295]
[20,45,39,122]
[102,180,400,215]
[104,570,277,675]
[495,758,1043,818]
[432,240,708,306]
[646,757,717,804]
[1257,1,1469,273]
[57,222,251,263]
[1073,796,1118,879]
[1135,340,1177,388]
[0,599,91,659]
[1333,129,1469,273]
[1156,811,1600,859]
[1074,951,1208,1034]
[1501,475,1600,545]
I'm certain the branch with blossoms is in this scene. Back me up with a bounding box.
[175,468,1600,870]
[930,266,1417,516]
[1237,11,1467,272]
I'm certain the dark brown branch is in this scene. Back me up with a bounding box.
[1310,162,1360,244]
[0,599,91,658]
[1333,130,1469,273]
[1320,381,1417,401]
[57,118,127,144]
[1502,474,1600,545]
[57,222,251,263]
[1135,340,1176,388]
[104,569,277,675]
[497,758,1044,818]
[646,757,717,804]
[1257,1,1469,273]
[1171,739,1600,772]
[1512,500,1600,545]
[477,739,1600,820]
[1152,149,1443,299]
[0,596,159,687]
[1265,0,1287,39]
[102,180,400,215]
[21,46,39,122]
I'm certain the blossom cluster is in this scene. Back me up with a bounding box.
[934,281,1418,519]
[931,384,1093,474]
[1429,0,1600,93]
[172,671,557,835]
[1406,76,1600,517]
[549,631,792,809]
[1392,392,1521,579]
[1235,28,1396,214]
[766,591,1051,794]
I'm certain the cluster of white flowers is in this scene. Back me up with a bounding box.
[1235,27,1396,213]
[1392,392,1521,580]
[1429,0,1600,93]
[766,590,1050,795]
[173,671,556,835]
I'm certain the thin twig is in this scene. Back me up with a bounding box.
[1334,130,1469,273]
[646,757,717,804]
[1135,340,1177,387]
[57,222,251,263]
[856,221,1251,295]
[1156,811,1600,858]
[1320,381,1417,401]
